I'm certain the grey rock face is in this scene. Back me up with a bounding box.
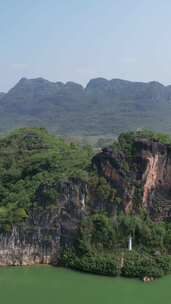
[0,181,87,266]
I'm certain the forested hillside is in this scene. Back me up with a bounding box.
[0,128,171,279]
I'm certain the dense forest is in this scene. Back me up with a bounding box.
[1,128,171,280]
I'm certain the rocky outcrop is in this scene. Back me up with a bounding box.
[0,226,59,266]
[142,154,160,206]
[143,276,154,283]
[1,136,171,265]
[92,139,171,220]
[0,181,87,266]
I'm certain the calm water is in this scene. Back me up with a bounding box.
[0,266,170,304]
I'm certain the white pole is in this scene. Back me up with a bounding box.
[128,235,132,251]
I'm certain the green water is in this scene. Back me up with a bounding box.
[0,266,170,304]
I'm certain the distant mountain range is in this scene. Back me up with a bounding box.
[1,77,171,137]
[0,93,5,100]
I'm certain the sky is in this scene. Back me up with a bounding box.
[1,0,171,91]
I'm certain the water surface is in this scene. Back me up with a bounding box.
[0,266,169,304]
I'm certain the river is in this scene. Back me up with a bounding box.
[0,266,169,304]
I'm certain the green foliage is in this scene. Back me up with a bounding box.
[0,128,93,227]
[135,129,171,144]
[91,214,115,249]
[118,132,137,158]
[61,250,119,276]
[96,177,116,202]
[121,251,171,279]
[163,223,171,253]
[117,214,166,252]
[1,127,171,279]
[117,129,171,151]
[75,213,116,254]
[88,175,117,204]
[111,130,171,172]
[69,211,171,278]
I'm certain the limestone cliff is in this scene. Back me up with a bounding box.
[92,138,171,220]
[0,181,87,266]
[1,130,171,265]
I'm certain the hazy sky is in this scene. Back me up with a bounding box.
[1,0,171,91]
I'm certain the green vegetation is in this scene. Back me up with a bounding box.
[61,212,171,279]
[0,128,93,230]
[62,251,118,276]
[121,251,171,279]
[112,129,171,162]
[1,127,171,280]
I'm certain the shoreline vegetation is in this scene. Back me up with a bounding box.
[60,250,171,282]
[0,252,169,282]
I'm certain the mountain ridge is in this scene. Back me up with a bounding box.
[1,77,171,137]
[3,77,170,94]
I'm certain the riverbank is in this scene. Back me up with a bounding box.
[61,250,171,281]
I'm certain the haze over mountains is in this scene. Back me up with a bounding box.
[1,77,171,137]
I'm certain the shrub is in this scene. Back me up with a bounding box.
[121,251,166,279]
[61,250,119,276]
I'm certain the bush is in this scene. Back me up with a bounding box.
[121,251,166,279]
[61,250,119,276]
[155,255,171,275]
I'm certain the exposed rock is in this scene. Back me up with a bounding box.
[1,134,171,265]
[0,181,87,266]
[143,276,154,283]
[92,138,171,220]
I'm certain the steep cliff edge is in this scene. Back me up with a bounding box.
[0,181,87,266]
[92,134,171,221]
[0,129,171,266]
[0,128,91,265]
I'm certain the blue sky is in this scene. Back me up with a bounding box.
[1,0,171,91]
